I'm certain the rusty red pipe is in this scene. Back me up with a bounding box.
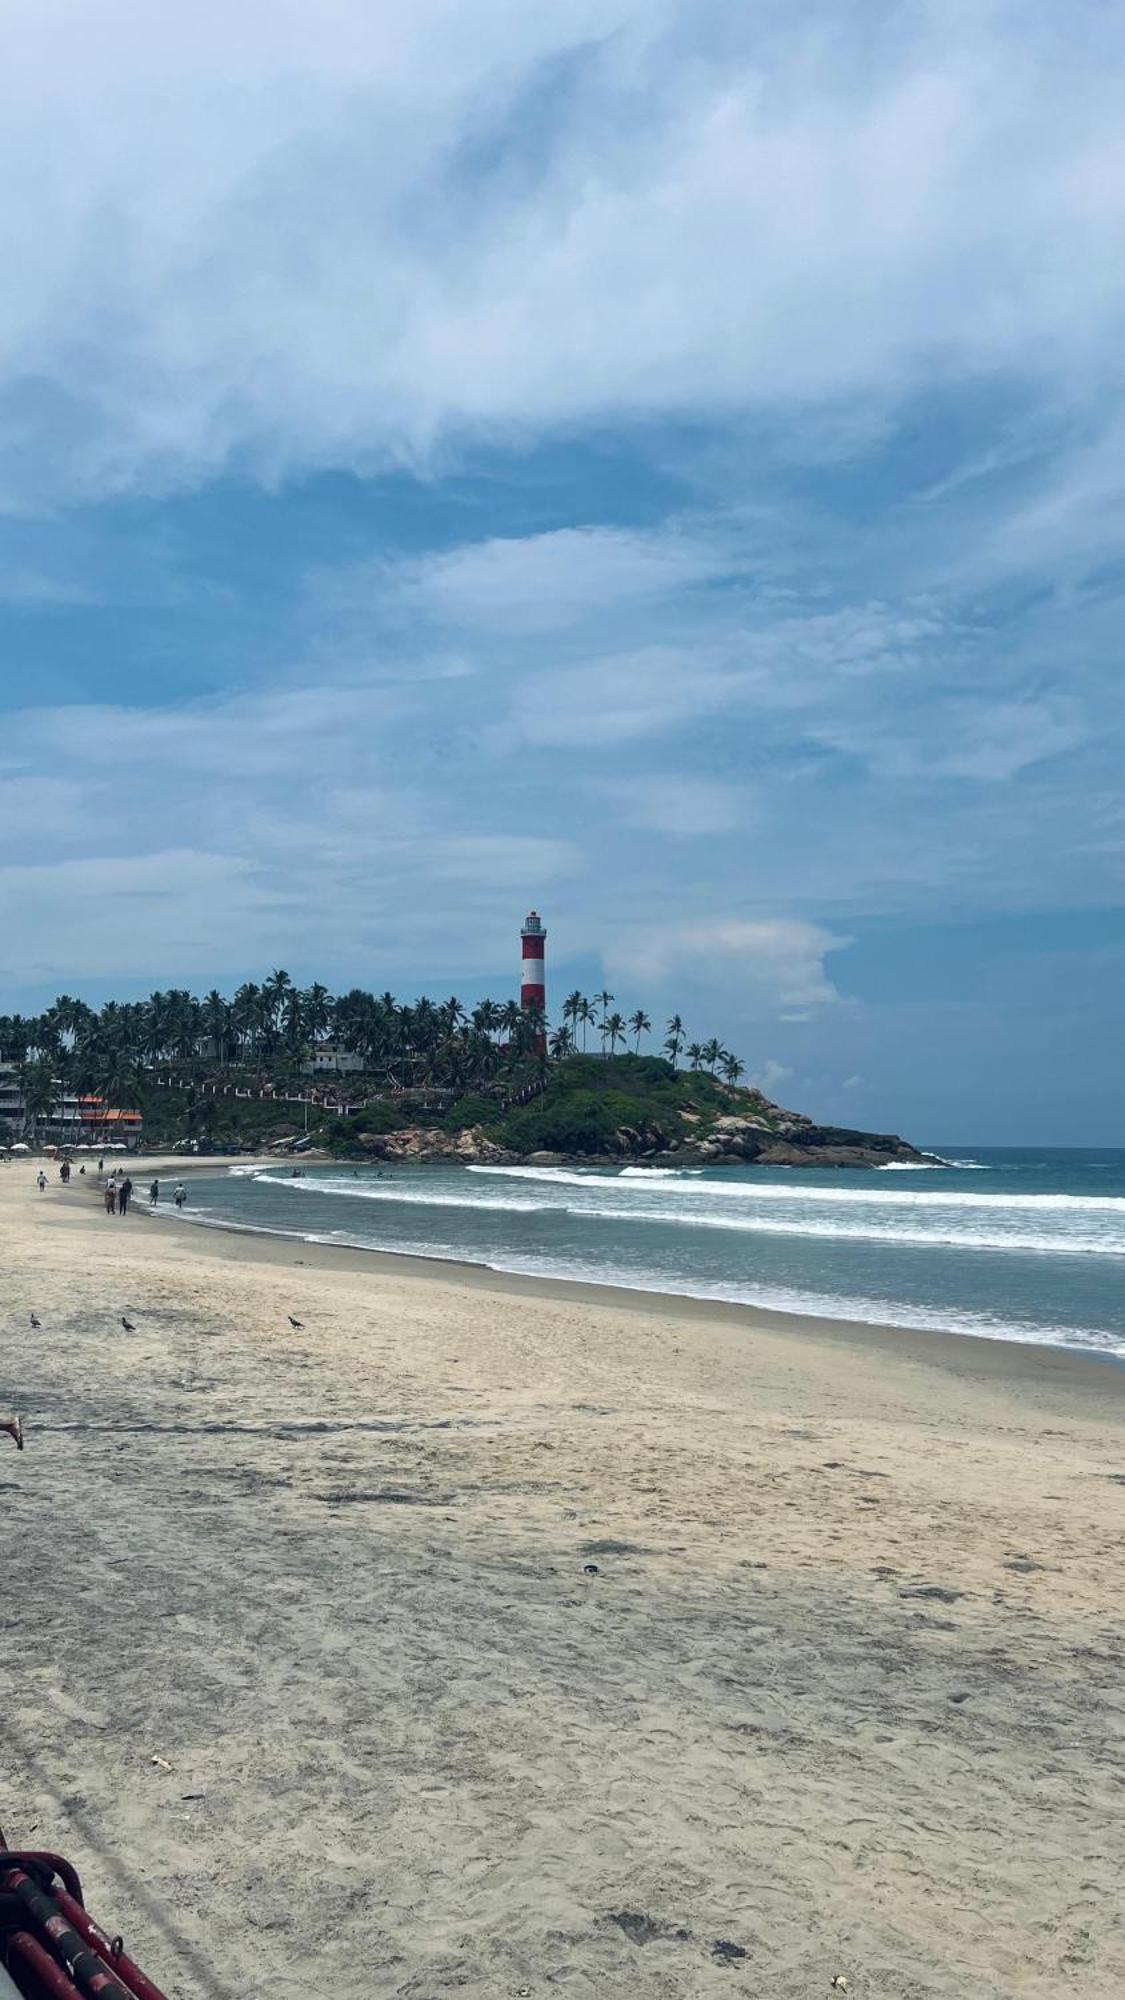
[51,1893,167,2000]
[5,1931,83,2000]
[0,1871,132,2000]
[0,1864,82,1910]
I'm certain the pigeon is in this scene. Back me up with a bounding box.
[121,1316,136,1332]
[288,1316,304,1329]
[2,1415,23,1451]
[29,1313,41,1329]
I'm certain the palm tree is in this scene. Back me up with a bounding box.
[686,1041,704,1070]
[604,1011,626,1056]
[202,990,233,1064]
[721,1052,745,1086]
[578,997,595,1052]
[232,983,264,1062]
[702,1038,723,1075]
[664,1014,685,1069]
[499,1000,523,1045]
[262,970,293,1052]
[302,983,332,1049]
[18,1059,57,1143]
[471,1000,500,1041]
[628,1009,651,1053]
[549,1024,575,1060]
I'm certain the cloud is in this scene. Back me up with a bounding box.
[0,684,584,987]
[607,917,847,1015]
[0,3,1123,501]
[750,1058,793,1095]
[391,524,738,635]
[600,774,746,836]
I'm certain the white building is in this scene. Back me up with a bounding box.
[301,1043,366,1076]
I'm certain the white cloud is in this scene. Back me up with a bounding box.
[0,683,585,987]
[608,917,847,1015]
[391,524,737,634]
[602,774,746,836]
[751,1058,793,1095]
[0,3,1122,500]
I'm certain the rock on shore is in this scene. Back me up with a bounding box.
[354,1117,929,1170]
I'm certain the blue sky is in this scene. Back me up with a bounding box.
[1,1,1123,1143]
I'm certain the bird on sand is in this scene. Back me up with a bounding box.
[288,1315,304,1328]
[2,1415,23,1451]
[121,1316,136,1332]
[29,1313,41,1328]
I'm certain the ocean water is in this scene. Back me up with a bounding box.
[172,1147,1125,1359]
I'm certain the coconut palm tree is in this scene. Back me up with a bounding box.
[471,999,500,1042]
[18,1059,57,1143]
[604,1011,626,1056]
[549,1024,575,1060]
[663,1014,685,1069]
[202,990,233,1065]
[578,997,595,1052]
[721,1052,745,1086]
[628,1009,651,1053]
[302,983,332,1049]
[701,1038,723,1074]
[686,1041,704,1070]
[499,999,523,1044]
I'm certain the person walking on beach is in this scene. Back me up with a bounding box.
[36,1170,47,1192]
[60,1159,71,1184]
[98,1156,104,1172]
[149,1178,159,1206]
[173,1182,186,1210]
[105,1176,117,1214]
[118,1174,133,1216]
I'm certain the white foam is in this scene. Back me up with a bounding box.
[470,1163,1125,1215]
[572,1200,1125,1257]
[236,1165,1125,1257]
[275,1176,551,1214]
[170,1205,1125,1357]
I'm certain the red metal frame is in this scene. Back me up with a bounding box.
[0,1843,168,2000]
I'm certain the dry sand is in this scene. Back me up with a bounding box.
[1,1155,1123,1998]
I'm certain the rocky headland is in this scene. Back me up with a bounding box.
[341,1068,931,1171]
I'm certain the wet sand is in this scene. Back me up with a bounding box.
[2,1159,1123,1997]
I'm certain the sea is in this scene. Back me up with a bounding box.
[171,1146,1125,1361]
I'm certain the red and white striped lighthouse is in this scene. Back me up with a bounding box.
[520,909,547,1028]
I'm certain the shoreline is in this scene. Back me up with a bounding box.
[129,1167,1125,1404]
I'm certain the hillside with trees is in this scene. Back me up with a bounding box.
[0,976,923,1166]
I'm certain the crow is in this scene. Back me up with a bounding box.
[29,1313,41,1329]
[288,1315,304,1329]
[121,1316,136,1332]
[2,1415,23,1451]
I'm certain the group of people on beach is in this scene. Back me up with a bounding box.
[103,1173,133,1214]
[31,1157,188,1214]
[101,1172,186,1214]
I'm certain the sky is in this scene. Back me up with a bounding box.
[1,0,1123,1144]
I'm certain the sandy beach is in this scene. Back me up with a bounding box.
[2,1157,1123,1998]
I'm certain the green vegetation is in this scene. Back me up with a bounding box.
[320,1055,778,1161]
[487,1054,775,1157]
[0,977,755,1154]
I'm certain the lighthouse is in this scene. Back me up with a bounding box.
[520,910,547,1043]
